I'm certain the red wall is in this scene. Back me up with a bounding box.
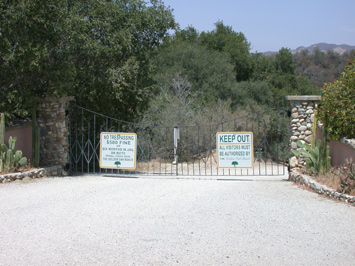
[5,124,32,162]
[316,126,355,166]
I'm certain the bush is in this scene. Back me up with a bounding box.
[318,56,355,140]
[336,158,355,195]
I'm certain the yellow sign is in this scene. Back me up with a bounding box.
[100,132,137,169]
[217,132,253,168]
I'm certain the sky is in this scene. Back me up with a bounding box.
[162,0,355,53]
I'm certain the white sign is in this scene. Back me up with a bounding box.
[100,132,137,169]
[217,132,253,168]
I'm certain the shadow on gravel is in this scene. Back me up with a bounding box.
[102,174,288,182]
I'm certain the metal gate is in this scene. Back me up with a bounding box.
[69,101,289,176]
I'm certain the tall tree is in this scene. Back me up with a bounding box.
[152,41,236,104]
[274,47,295,74]
[0,0,75,119]
[199,21,252,81]
[0,0,175,121]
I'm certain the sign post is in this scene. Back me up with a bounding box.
[173,126,180,165]
[100,132,137,169]
[217,132,253,168]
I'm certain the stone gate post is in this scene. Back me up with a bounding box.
[38,96,75,170]
[286,95,321,168]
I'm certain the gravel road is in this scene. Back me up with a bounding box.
[1,174,354,266]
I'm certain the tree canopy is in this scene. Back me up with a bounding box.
[0,0,175,121]
[318,57,355,140]
[199,21,252,81]
[2,1,348,126]
[152,40,236,104]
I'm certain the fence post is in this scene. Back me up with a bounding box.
[286,95,321,168]
[173,126,180,165]
[32,108,40,168]
[38,96,75,171]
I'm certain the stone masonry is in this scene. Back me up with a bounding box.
[38,96,74,167]
[286,95,321,168]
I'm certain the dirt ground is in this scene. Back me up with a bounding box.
[1,174,354,265]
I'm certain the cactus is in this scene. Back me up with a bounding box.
[9,136,16,150]
[292,139,331,174]
[14,150,23,166]
[311,110,318,149]
[0,113,4,145]
[0,114,27,173]
[6,149,14,171]
[17,157,27,168]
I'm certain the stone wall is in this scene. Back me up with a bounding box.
[286,95,321,168]
[0,165,67,183]
[38,96,74,167]
[289,169,355,205]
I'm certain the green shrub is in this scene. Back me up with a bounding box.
[318,56,355,140]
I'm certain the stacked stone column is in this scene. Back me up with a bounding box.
[38,96,74,168]
[286,95,321,168]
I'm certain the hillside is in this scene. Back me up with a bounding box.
[264,43,355,56]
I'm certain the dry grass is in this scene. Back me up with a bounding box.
[301,168,355,197]
[312,173,341,191]
[0,162,35,175]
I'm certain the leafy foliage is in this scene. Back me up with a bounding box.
[0,0,74,119]
[338,158,355,195]
[317,56,355,140]
[1,0,344,127]
[199,21,252,81]
[294,47,355,88]
[274,48,295,74]
[0,0,176,121]
[152,41,236,105]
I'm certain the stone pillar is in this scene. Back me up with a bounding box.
[286,95,321,168]
[38,96,75,168]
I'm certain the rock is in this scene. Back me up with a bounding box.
[305,130,313,136]
[290,156,299,168]
[298,108,305,113]
[291,142,298,149]
[298,126,307,131]
[305,135,312,143]
[291,136,298,141]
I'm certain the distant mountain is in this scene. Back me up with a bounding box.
[263,43,355,56]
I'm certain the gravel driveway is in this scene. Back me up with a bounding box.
[1,174,354,266]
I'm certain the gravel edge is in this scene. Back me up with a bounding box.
[289,168,355,205]
[0,165,67,183]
